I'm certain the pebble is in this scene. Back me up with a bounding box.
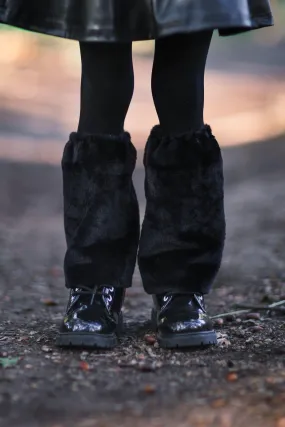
[235,330,246,338]
[144,335,156,345]
[80,351,89,360]
[145,347,156,358]
[41,345,52,353]
[214,318,224,327]
[246,312,261,320]
[226,314,236,322]
[251,326,263,333]
[218,338,231,347]
[244,319,258,326]
[138,362,156,372]
[216,332,228,339]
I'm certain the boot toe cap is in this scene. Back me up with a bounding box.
[158,315,214,335]
[60,315,116,335]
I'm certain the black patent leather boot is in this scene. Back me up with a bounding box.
[57,286,125,349]
[152,293,217,348]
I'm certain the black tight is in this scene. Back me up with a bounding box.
[78,31,213,136]
[78,42,134,135]
[152,32,212,134]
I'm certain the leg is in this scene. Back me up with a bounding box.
[58,42,140,349]
[78,41,134,134]
[152,32,212,135]
[138,32,225,348]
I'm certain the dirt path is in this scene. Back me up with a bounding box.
[1,132,285,427]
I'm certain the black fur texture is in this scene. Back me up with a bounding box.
[62,132,140,288]
[138,125,226,295]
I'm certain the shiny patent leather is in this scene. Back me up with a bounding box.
[0,0,273,42]
[57,286,125,349]
[152,293,217,348]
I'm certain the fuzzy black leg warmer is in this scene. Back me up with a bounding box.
[62,132,140,288]
[138,125,226,295]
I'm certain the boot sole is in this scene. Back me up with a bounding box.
[152,309,217,349]
[157,331,217,349]
[56,314,123,349]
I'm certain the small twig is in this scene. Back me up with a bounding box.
[211,299,285,319]
[268,300,285,308]
[233,304,285,313]
[211,310,249,320]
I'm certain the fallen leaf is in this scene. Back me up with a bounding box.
[143,384,156,394]
[211,398,226,408]
[42,299,58,307]
[227,372,238,382]
[0,357,19,368]
[79,361,90,371]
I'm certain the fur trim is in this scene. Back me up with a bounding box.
[62,132,140,288]
[63,131,137,175]
[138,125,226,295]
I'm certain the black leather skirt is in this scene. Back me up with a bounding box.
[0,0,273,42]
